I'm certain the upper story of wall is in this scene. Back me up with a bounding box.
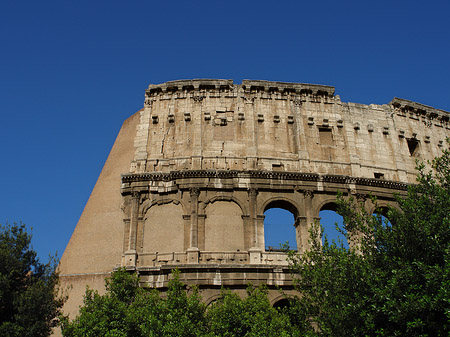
[130,79,450,184]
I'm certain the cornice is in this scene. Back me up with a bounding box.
[146,79,335,97]
[391,97,449,121]
[121,170,409,191]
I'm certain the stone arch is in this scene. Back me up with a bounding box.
[140,196,187,218]
[270,294,288,306]
[369,200,398,227]
[272,297,291,311]
[203,194,248,215]
[317,198,347,248]
[314,197,340,218]
[368,200,399,217]
[260,197,300,218]
[142,201,185,253]
[260,197,301,251]
[204,293,222,307]
[204,198,245,251]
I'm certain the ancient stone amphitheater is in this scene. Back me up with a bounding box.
[59,79,450,317]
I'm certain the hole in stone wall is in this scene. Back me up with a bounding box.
[264,208,297,251]
[407,138,420,156]
[374,172,384,179]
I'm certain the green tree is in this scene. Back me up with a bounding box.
[289,139,450,336]
[206,286,302,337]
[62,269,302,337]
[0,222,64,337]
[61,269,208,337]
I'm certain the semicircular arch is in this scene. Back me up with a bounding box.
[203,195,248,215]
[141,197,187,217]
[314,197,342,218]
[368,200,399,216]
[204,293,222,307]
[259,196,300,218]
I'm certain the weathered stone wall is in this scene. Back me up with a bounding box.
[57,79,450,334]
[131,79,449,183]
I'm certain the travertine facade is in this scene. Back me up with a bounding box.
[59,79,450,321]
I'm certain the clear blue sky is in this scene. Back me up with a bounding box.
[1,0,449,262]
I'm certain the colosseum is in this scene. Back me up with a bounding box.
[59,79,450,317]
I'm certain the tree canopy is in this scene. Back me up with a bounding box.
[289,139,450,336]
[0,222,64,337]
[61,269,302,337]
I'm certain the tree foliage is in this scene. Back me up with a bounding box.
[289,139,450,336]
[61,269,301,337]
[0,222,64,337]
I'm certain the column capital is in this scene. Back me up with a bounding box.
[248,188,258,196]
[355,193,367,203]
[190,187,200,197]
[303,189,314,199]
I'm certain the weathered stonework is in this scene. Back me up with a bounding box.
[58,79,450,325]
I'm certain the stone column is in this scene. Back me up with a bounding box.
[124,191,139,266]
[349,193,368,253]
[296,189,314,253]
[248,188,259,247]
[187,188,200,263]
[248,188,262,263]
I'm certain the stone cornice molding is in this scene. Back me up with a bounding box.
[391,97,449,121]
[146,79,335,97]
[121,170,408,191]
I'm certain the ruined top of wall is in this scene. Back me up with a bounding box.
[147,79,335,96]
[131,79,450,184]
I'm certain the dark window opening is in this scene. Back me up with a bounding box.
[407,138,420,156]
[319,127,333,146]
[374,172,384,179]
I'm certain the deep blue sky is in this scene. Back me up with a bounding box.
[1,0,449,261]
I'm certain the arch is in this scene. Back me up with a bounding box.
[264,208,297,250]
[272,298,291,311]
[368,200,399,217]
[203,195,248,215]
[204,200,245,251]
[314,198,341,218]
[270,294,289,306]
[141,197,188,217]
[318,200,347,248]
[260,197,300,218]
[204,293,222,307]
[142,202,185,253]
[370,203,396,228]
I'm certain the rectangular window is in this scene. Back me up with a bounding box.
[319,127,333,146]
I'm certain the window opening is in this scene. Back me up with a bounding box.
[407,138,419,156]
[374,172,384,179]
[264,208,297,251]
[319,209,348,249]
[319,127,333,146]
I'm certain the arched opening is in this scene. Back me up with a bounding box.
[263,200,298,251]
[273,298,291,311]
[319,203,348,249]
[372,206,393,228]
